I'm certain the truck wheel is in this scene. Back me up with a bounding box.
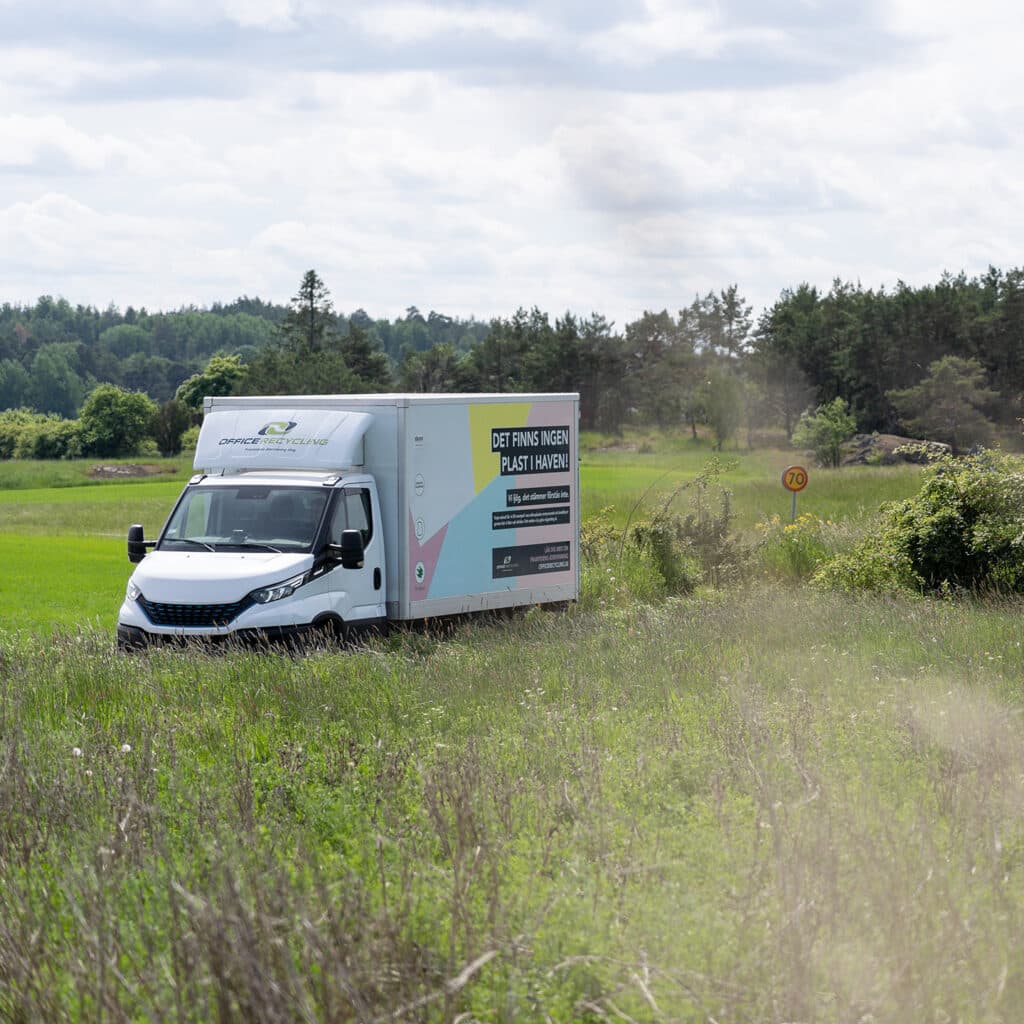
[312,615,348,647]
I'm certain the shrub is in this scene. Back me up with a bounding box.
[814,449,1024,594]
[757,513,838,580]
[628,514,703,595]
[0,409,40,459]
[151,398,193,457]
[579,507,670,609]
[79,383,157,457]
[180,425,201,452]
[0,409,82,460]
[579,459,749,606]
[12,416,83,460]
[792,398,857,468]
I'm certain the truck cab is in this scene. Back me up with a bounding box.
[118,469,386,648]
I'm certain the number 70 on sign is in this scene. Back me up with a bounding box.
[782,465,808,520]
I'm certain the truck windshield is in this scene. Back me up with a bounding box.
[159,485,330,553]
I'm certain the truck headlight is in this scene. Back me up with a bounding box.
[251,572,310,604]
[126,580,142,602]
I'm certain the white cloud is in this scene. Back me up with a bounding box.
[584,0,787,64]
[0,115,141,172]
[160,181,267,205]
[220,0,297,29]
[1,0,1023,325]
[354,4,549,44]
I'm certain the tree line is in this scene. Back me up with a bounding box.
[2,266,1023,459]
[0,291,487,417]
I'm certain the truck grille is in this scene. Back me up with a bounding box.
[138,595,253,628]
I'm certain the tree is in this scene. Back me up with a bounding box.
[577,313,629,433]
[625,310,695,427]
[151,398,192,457]
[749,286,821,438]
[886,356,997,450]
[79,383,156,457]
[0,359,31,410]
[463,309,534,392]
[122,353,179,402]
[280,270,336,352]
[342,321,392,390]
[791,397,857,468]
[29,343,85,417]
[692,285,753,357]
[240,272,378,395]
[703,370,745,450]
[399,342,467,392]
[99,324,152,359]
[176,354,248,410]
[240,340,357,395]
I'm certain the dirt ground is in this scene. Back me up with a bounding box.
[89,464,173,479]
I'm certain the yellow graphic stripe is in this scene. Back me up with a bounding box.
[469,401,531,493]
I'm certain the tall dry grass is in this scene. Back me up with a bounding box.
[1,590,1023,1020]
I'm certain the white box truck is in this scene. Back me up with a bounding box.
[117,393,579,648]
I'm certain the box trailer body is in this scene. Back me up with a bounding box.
[117,393,579,646]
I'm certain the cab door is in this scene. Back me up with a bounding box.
[326,484,386,624]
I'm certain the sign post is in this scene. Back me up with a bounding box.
[781,465,808,521]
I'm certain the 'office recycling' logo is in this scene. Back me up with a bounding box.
[258,421,298,436]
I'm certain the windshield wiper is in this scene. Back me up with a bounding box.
[166,537,217,552]
[233,541,285,553]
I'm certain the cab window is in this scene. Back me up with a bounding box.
[329,488,373,547]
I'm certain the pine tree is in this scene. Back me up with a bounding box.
[280,270,336,353]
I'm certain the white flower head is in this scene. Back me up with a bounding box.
[120,743,132,754]
[72,747,83,758]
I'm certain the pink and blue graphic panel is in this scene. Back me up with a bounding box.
[406,399,577,605]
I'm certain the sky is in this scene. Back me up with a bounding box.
[1,0,1022,327]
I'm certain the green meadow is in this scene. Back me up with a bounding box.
[1,441,1023,1020]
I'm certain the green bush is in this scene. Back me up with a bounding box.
[79,383,157,457]
[629,459,749,588]
[814,449,1024,594]
[579,507,669,608]
[13,417,82,460]
[757,512,836,580]
[180,424,200,452]
[669,485,748,586]
[0,409,38,458]
[0,409,82,460]
[579,459,749,605]
[792,397,857,468]
[628,513,703,595]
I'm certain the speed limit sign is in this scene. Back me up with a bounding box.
[782,465,808,520]
[782,466,809,492]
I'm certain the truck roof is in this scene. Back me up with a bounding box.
[191,470,367,488]
[205,393,579,408]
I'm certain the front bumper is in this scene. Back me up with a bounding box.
[116,620,337,651]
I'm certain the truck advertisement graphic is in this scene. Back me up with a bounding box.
[405,398,578,612]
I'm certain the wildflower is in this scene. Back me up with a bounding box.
[120,743,131,754]
[72,747,82,758]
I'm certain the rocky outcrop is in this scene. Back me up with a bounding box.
[841,434,951,466]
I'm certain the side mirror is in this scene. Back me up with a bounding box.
[128,524,148,563]
[338,528,365,569]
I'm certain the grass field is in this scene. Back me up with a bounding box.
[0,437,927,634]
[580,437,924,529]
[4,439,1023,1019]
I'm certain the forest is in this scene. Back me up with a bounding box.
[1,265,1022,458]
